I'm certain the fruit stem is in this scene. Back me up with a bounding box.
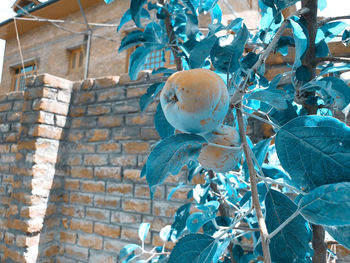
[236,105,272,263]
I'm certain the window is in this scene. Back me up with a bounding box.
[11,62,37,91]
[69,47,84,71]
[126,46,176,72]
[143,50,175,70]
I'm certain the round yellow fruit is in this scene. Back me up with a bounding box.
[198,124,242,173]
[160,69,229,134]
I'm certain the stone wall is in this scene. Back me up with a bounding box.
[0,73,194,263]
[0,73,349,263]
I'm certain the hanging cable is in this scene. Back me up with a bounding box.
[13,17,26,80]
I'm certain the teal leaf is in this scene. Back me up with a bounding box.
[247,89,288,110]
[269,100,298,126]
[289,17,308,68]
[274,0,300,11]
[189,35,217,68]
[120,244,141,260]
[129,46,154,80]
[171,203,192,238]
[130,0,147,28]
[210,4,222,23]
[318,0,327,10]
[143,22,167,48]
[119,30,144,53]
[186,212,216,233]
[139,82,165,112]
[154,103,175,139]
[210,24,248,74]
[342,29,350,45]
[255,190,312,263]
[138,223,151,241]
[325,225,350,250]
[117,8,150,32]
[316,21,348,44]
[168,234,218,263]
[146,134,207,197]
[318,77,350,110]
[275,116,350,190]
[320,63,350,75]
[299,182,350,226]
[104,0,114,3]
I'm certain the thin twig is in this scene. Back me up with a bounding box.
[312,57,350,65]
[268,210,300,240]
[318,15,350,27]
[236,106,271,263]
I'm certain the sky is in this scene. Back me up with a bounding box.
[0,0,349,81]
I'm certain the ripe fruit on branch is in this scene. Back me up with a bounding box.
[198,124,242,173]
[160,69,229,134]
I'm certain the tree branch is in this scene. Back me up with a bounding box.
[236,106,271,263]
[312,56,350,65]
[158,0,183,71]
[318,15,350,27]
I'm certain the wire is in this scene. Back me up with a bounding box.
[14,17,26,80]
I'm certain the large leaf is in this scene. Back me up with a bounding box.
[154,103,175,139]
[247,89,288,110]
[189,35,217,68]
[139,82,165,112]
[171,203,192,238]
[298,182,350,226]
[269,100,298,126]
[119,30,144,53]
[210,24,248,74]
[117,8,150,32]
[325,225,350,250]
[145,134,207,196]
[316,21,348,44]
[168,234,218,263]
[130,0,147,27]
[129,46,157,80]
[289,17,308,68]
[275,116,350,190]
[255,190,312,263]
[318,77,350,110]
[143,22,167,48]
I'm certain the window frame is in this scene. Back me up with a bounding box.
[11,60,38,91]
[68,46,85,72]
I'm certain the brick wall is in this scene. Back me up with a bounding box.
[0,73,348,263]
[0,73,197,263]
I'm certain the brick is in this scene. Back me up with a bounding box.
[32,124,63,140]
[123,199,151,213]
[69,106,86,117]
[94,222,120,238]
[60,231,76,244]
[98,115,123,127]
[123,142,149,154]
[71,167,93,178]
[123,169,142,181]
[70,193,93,205]
[71,118,97,128]
[107,182,133,196]
[97,89,124,102]
[78,233,103,249]
[95,166,121,180]
[97,143,121,153]
[81,181,105,193]
[113,127,140,140]
[65,245,88,260]
[111,211,141,224]
[33,98,69,115]
[87,105,111,115]
[74,91,95,104]
[44,245,60,257]
[110,155,137,166]
[68,131,83,142]
[57,89,71,103]
[37,111,54,125]
[66,154,82,166]
[84,154,108,165]
[86,207,110,222]
[135,184,164,199]
[166,186,190,201]
[125,114,153,126]
[0,102,12,111]
[70,219,93,234]
[104,238,130,253]
[153,201,180,217]
[42,87,57,99]
[73,144,95,153]
[143,216,173,232]
[113,100,139,114]
[94,195,120,208]
[16,234,40,248]
[7,112,21,121]
[86,129,110,142]
[121,227,151,244]
[127,87,146,98]
[55,115,67,127]
[89,252,116,263]
[140,127,159,140]
[4,232,15,245]
[95,76,120,88]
